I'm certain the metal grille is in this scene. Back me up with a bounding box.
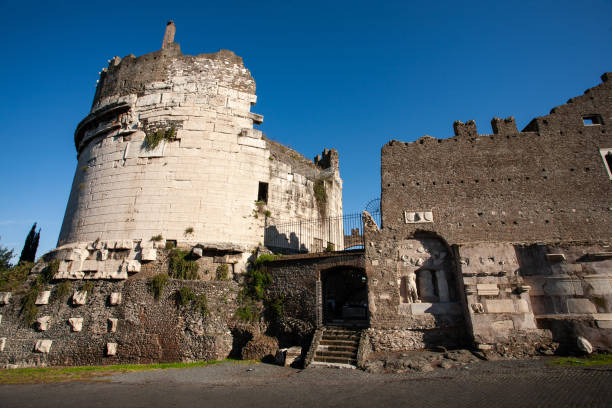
[264,210,381,253]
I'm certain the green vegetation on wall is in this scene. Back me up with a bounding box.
[144,126,176,150]
[169,249,199,280]
[149,273,168,300]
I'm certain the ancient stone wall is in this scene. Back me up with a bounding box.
[0,272,239,368]
[380,73,612,244]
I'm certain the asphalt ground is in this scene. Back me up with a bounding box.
[0,358,611,408]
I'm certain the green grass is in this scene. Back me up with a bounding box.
[0,359,256,384]
[551,353,612,367]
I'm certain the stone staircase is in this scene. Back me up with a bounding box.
[310,326,361,368]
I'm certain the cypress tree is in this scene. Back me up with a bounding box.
[19,223,40,263]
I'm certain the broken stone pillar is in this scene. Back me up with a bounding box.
[0,292,11,305]
[417,270,437,302]
[106,342,118,356]
[35,339,52,353]
[0,337,5,352]
[435,269,450,302]
[491,116,518,135]
[162,21,176,49]
[453,120,478,138]
[72,291,87,305]
[108,318,118,333]
[109,292,122,305]
[577,336,593,354]
[68,317,83,332]
[35,290,51,305]
[36,316,52,331]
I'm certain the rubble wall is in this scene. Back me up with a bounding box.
[0,274,239,368]
[380,73,612,244]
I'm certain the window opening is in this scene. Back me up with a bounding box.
[583,115,603,126]
[257,182,269,203]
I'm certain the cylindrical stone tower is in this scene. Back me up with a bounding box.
[55,22,343,277]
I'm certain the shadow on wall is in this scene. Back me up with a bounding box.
[264,226,307,254]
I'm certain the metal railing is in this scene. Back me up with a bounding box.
[264,210,381,253]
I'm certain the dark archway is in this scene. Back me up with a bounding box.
[321,267,368,327]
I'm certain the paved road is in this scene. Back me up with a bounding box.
[1,359,611,407]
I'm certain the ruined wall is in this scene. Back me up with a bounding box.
[0,273,239,368]
[361,215,468,351]
[381,73,612,244]
[265,253,364,326]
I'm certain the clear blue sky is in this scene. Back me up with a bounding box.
[1,0,611,260]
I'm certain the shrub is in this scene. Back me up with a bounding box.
[215,264,229,281]
[21,283,41,326]
[264,210,271,217]
[325,242,335,252]
[165,241,175,250]
[150,234,163,242]
[149,273,168,300]
[40,260,59,284]
[169,249,199,280]
[81,281,95,293]
[54,280,71,301]
[144,126,176,150]
[184,227,194,235]
[0,262,33,292]
[176,286,195,306]
[236,303,259,322]
[265,296,284,320]
[194,294,208,318]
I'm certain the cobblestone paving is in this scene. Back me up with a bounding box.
[0,359,610,407]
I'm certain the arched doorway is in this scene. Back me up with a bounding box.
[320,267,368,326]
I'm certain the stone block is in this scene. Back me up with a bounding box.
[471,303,484,313]
[127,260,141,273]
[477,284,499,296]
[68,317,83,332]
[485,299,514,313]
[142,248,157,261]
[542,278,583,296]
[0,337,5,352]
[35,339,52,353]
[115,240,133,250]
[108,318,118,333]
[72,291,88,306]
[0,292,12,305]
[567,298,597,314]
[516,299,530,313]
[577,336,593,354]
[545,253,566,262]
[404,211,434,223]
[409,302,462,315]
[0,315,2,324]
[106,342,118,356]
[35,290,51,305]
[237,136,266,149]
[584,276,612,296]
[491,320,514,331]
[136,93,161,107]
[36,316,52,331]
[109,292,122,305]
[192,247,203,258]
[81,259,101,272]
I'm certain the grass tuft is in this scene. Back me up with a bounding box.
[551,353,612,367]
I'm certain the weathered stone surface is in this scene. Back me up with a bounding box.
[0,292,11,305]
[0,337,5,352]
[577,336,594,354]
[142,248,157,262]
[106,342,118,356]
[72,291,88,305]
[68,318,83,332]
[241,335,278,361]
[109,292,122,305]
[485,299,515,314]
[34,339,52,353]
[108,318,118,333]
[35,291,51,305]
[567,298,597,314]
[36,316,52,331]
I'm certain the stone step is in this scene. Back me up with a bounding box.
[316,344,357,353]
[319,339,359,347]
[313,355,357,365]
[321,334,360,341]
[315,350,356,358]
